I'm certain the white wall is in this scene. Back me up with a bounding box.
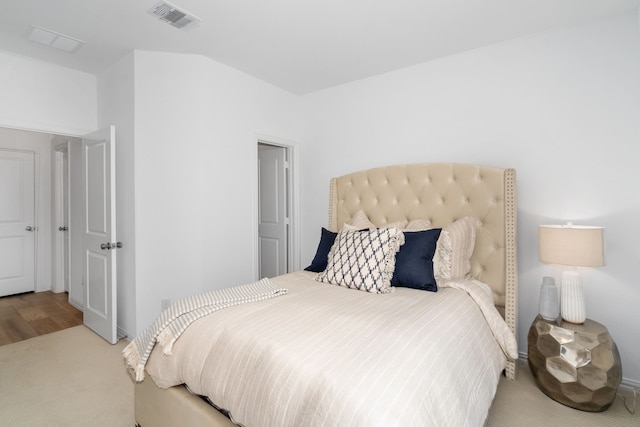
[300,13,640,384]
[0,47,302,339]
[0,50,97,135]
[131,51,301,332]
[0,127,53,293]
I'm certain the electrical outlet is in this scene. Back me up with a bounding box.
[161,299,171,311]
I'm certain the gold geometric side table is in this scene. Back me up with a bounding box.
[527,315,622,412]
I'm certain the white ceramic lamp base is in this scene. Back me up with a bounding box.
[560,270,586,324]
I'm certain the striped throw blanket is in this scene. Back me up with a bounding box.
[123,278,287,381]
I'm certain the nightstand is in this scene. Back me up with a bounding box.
[527,315,622,412]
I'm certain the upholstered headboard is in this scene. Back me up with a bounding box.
[327,163,518,379]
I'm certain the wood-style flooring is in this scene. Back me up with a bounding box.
[0,291,83,346]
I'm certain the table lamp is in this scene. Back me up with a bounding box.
[538,224,604,324]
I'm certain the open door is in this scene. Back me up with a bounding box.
[82,126,117,344]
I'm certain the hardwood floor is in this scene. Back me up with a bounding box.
[0,291,83,346]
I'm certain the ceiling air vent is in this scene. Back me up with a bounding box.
[148,1,201,30]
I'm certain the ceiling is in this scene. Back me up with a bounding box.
[0,0,637,94]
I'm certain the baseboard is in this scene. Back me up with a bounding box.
[69,299,83,311]
[117,326,132,342]
[621,378,640,390]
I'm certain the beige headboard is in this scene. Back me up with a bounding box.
[327,163,518,379]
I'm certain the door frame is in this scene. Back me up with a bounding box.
[253,134,299,280]
[52,142,69,293]
[1,125,85,295]
[1,126,83,300]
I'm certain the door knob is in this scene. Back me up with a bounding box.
[25,226,35,232]
[58,226,68,231]
[100,242,123,250]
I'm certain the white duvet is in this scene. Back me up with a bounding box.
[145,271,517,427]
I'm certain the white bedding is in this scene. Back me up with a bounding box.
[145,270,517,427]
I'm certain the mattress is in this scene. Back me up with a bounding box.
[144,270,516,427]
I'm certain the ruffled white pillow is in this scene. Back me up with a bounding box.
[433,217,477,284]
[316,227,405,294]
[405,218,432,231]
[396,216,478,284]
[342,210,407,231]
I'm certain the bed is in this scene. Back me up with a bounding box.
[130,162,519,427]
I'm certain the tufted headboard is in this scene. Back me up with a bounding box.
[327,163,518,379]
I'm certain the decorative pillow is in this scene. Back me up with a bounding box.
[342,210,375,230]
[391,229,442,292]
[433,216,477,283]
[316,228,405,294]
[304,228,338,273]
[342,210,408,231]
[404,218,432,231]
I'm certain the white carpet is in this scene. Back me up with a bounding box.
[487,360,639,427]
[0,325,134,427]
[0,326,637,427]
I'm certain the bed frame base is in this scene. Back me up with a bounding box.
[135,378,236,427]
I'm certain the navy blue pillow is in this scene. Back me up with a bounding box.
[391,229,442,292]
[305,228,338,272]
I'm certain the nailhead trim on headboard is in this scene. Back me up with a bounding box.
[504,168,518,380]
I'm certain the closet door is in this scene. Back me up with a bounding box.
[0,150,35,297]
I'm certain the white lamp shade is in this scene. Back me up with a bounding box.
[539,225,604,267]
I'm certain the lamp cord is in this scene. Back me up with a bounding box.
[617,387,637,414]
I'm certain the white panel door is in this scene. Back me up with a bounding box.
[0,150,35,297]
[82,126,117,344]
[258,144,288,278]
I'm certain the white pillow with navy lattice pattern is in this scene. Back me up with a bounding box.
[316,228,405,294]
